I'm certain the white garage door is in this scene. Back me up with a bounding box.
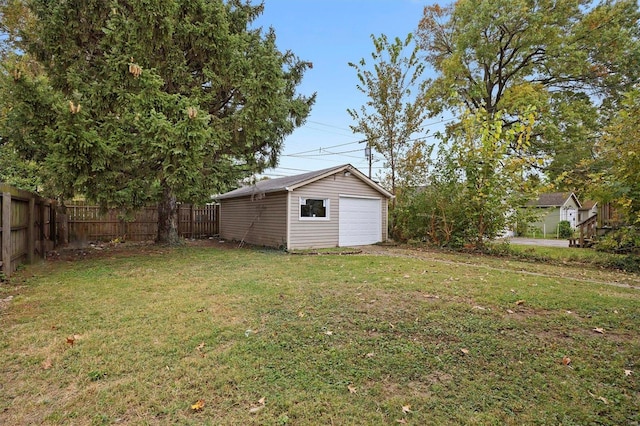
[339,196,382,246]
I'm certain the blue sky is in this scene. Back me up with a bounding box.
[254,0,440,178]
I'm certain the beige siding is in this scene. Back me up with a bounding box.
[288,172,389,249]
[219,192,287,248]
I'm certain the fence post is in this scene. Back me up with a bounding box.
[28,197,35,264]
[2,192,12,278]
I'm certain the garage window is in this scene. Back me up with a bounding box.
[300,198,329,220]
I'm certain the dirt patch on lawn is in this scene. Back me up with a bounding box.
[45,238,237,262]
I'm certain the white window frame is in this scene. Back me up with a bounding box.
[299,197,330,221]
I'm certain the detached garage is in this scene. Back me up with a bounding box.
[217,164,393,250]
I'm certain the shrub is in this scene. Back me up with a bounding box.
[558,220,573,238]
[603,254,640,273]
[594,226,640,254]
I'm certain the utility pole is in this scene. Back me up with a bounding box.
[364,145,372,179]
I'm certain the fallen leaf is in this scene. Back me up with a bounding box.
[593,327,605,334]
[249,405,264,414]
[562,356,571,366]
[472,305,486,310]
[324,330,333,336]
[515,300,525,305]
[566,310,573,314]
[196,342,205,351]
[348,385,357,394]
[365,352,375,358]
[66,336,75,347]
[460,348,470,355]
[587,391,609,404]
[624,369,632,377]
[506,309,514,314]
[191,399,205,411]
[402,404,412,414]
[42,358,53,370]
[298,311,305,318]
[403,274,410,278]
[396,419,407,424]
[258,397,266,405]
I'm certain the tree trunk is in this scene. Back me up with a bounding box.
[157,182,182,245]
[55,198,68,246]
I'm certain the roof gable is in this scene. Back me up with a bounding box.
[217,164,393,200]
[528,192,581,208]
[579,200,597,210]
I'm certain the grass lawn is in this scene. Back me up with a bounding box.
[1,242,638,425]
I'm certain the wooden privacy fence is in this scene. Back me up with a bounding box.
[64,202,218,243]
[1,183,55,278]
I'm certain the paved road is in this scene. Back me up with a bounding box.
[503,237,570,248]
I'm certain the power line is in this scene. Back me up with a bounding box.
[286,133,439,160]
[304,125,360,139]
[307,120,353,131]
[287,148,364,157]
[270,166,314,173]
[285,139,366,156]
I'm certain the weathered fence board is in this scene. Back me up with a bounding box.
[1,185,218,278]
[0,184,55,278]
[64,202,218,243]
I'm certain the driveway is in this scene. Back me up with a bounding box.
[504,237,570,248]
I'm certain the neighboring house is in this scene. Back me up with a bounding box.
[578,200,598,224]
[527,192,581,235]
[216,164,393,249]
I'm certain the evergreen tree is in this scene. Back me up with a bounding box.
[2,0,314,243]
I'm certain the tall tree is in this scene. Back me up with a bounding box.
[448,107,537,248]
[589,89,640,225]
[347,33,429,202]
[416,0,640,184]
[2,0,314,244]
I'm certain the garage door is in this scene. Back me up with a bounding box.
[339,196,381,246]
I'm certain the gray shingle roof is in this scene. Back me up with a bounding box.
[217,164,350,200]
[528,192,580,207]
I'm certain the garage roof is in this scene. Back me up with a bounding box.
[217,164,393,200]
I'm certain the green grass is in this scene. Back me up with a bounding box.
[1,244,638,425]
[487,241,640,272]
